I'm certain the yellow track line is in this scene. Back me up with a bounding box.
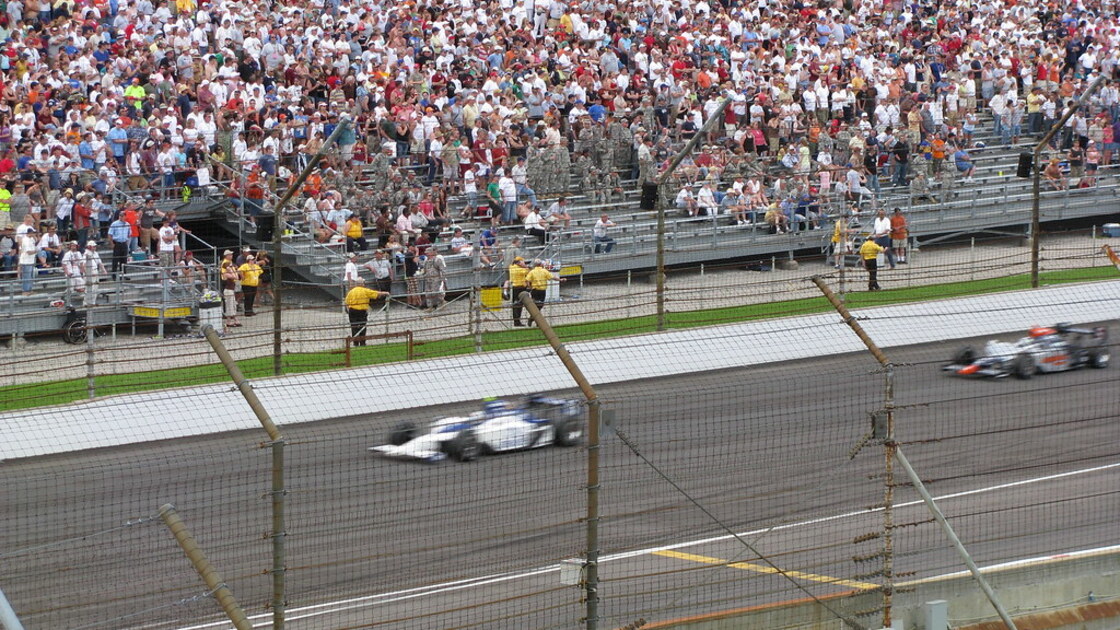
[652,549,879,591]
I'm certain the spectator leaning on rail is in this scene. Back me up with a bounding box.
[871,208,896,270]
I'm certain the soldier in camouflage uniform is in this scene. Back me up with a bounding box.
[526,142,548,197]
[578,121,602,168]
[368,146,395,194]
[606,114,633,174]
[601,168,623,204]
[541,144,570,199]
[586,166,605,205]
[636,135,655,187]
[573,151,593,197]
[910,172,937,203]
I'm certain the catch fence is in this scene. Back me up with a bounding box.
[1,264,1117,629]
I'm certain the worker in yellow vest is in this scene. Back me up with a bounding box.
[507,256,530,326]
[344,278,388,346]
[525,259,562,316]
[859,238,885,292]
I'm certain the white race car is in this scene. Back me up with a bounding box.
[943,324,1109,379]
[369,396,585,463]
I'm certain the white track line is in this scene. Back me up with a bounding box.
[165,461,1120,629]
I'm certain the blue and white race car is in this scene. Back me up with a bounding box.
[369,396,585,463]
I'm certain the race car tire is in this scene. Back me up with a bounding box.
[553,417,584,447]
[62,317,88,344]
[1012,353,1035,380]
[1089,348,1110,369]
[388,422,418,446]
[952,346,976,365]
[446,431,481,462]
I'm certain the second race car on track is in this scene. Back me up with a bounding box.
[369,396,585,463]
[943,324,1110,379]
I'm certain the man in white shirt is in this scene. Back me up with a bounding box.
[498,173,518,224]
[462,164,479,219]
[158,222,179,268]
[593,213,617,253]
[343,252,360,289]
[871,207,896,269]
[511,156,538,208]
[18,227,39,294]
[362,249,393,293]
[61,240,86,293]
[543,196,572,229]
[83,239,108,306]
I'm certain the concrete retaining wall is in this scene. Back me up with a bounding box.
[640,549,1120,630]
[3,280,1119,460]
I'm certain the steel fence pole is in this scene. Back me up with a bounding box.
[201,325,286,629]
[520,292,600,630]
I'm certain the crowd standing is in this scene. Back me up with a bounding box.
[0,0,1115,305]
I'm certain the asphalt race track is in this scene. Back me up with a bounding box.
[3,326,1118,630]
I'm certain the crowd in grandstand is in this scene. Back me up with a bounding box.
[0,0,1117,297]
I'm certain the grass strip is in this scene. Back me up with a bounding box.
[2,266,1115,412]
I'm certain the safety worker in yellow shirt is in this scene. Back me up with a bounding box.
[524,259,563,318]
[508,256,530,326]
[237,254,263,315]
[344,277,388,345]
[859,237,885,292]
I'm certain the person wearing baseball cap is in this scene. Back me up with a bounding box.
[220,250,242,329]
[508,255,530,326]
[343,278,388,346]
[18,225,38,294]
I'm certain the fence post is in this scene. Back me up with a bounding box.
[811,276,1018,630]
[201,325,286,630]
[157,504,254,630]
[86,306,96,400]
[519,293,600,630]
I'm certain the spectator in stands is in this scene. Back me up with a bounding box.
[344,214,368,253]
[953,147,976,182]
[1044,158,1067,191]
[675,186,699,217]
[0,226,16,273]
[765,204,790,234]
[395,208,422,245]
[17,227,37,294]
[38,223,63,268]
[524,206,549,246]
[449,228,473,255]
[544,197,573,230]
[593,214,617,254]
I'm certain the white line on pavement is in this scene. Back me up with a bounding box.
[165,460,1120,629]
